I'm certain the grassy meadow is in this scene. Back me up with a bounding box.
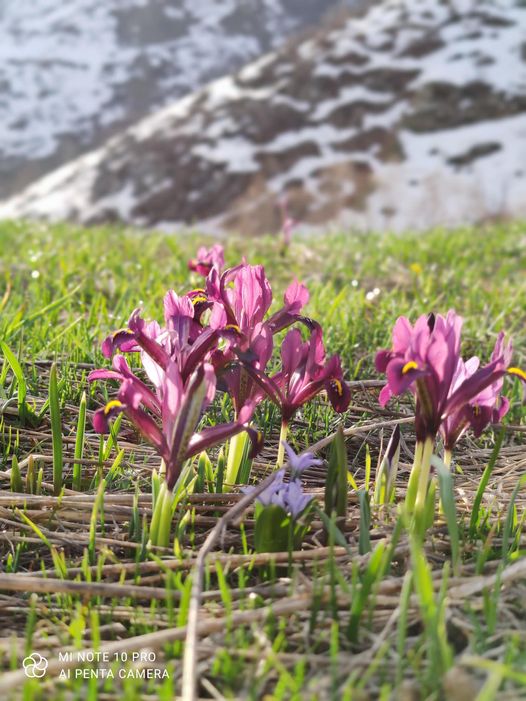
[0,220,525,700]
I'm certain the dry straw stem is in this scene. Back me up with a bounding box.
[447,557,526,600]
[22,545,349,579]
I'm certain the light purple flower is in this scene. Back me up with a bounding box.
[284,480,313,517]
[282,441,323,478]
[244,473,314,518]
[244,443,317,517]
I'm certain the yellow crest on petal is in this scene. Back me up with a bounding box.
[331,379,343,396]
[104,400,123,414]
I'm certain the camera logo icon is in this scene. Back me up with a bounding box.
[22,653,48,678]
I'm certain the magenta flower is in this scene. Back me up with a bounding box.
[269,323,350,424]
[90,359,261,490]
[376,311,524,442]
[440,333,513,453]
[188,244,225,277]
[100,291,218,384]
[219,325,273,416]
[237,322,349,466]
[89,354,161,415]
[208,264,273,340]
[207,264,309,345]
[376,311,526,520]
[206,264,309,415]
[267,278,310,335]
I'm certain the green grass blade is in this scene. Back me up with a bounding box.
[469,430,504,538]
[324,426,348,519]
[10,455,23,493]
[73,390,87,491]
[501,473,526,561]
[49,363,63,496]
[358,489,371,555]
[1,341,28,423]
[435,456,460,574]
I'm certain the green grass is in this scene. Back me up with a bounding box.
[0,219,525,700]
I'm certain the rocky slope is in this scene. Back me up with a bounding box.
[0,0,350,197]
[2,0,526,234]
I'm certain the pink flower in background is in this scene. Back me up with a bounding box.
[188,244,225,277]
[278,196,298,248]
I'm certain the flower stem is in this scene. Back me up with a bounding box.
[405,441,423,511]
[443,449,452,469]
[276,422,289,468]
[149,482,174,548]
[414,437,435,516]
[225,431,249,487]
[149,480,166,546]
[157,486,174,549]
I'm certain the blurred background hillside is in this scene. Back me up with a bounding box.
[1,0,525,235]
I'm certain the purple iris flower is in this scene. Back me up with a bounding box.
[188,244,225,277]
[247,469,286,507]
[90,358,262,490]
[440,333,513,452]
[206,264,309,415]
[207,264,309,346]
[267,277,310,335]
[100,291,218,385]
[376,311,524,442]
[252,322,350,424]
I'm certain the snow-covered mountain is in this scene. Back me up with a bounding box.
[2,0,526,234]
[0,0,352,197]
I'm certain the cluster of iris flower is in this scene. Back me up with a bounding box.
[376,310,525,517]
[90,245,525,540]
[89,244,350,507]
